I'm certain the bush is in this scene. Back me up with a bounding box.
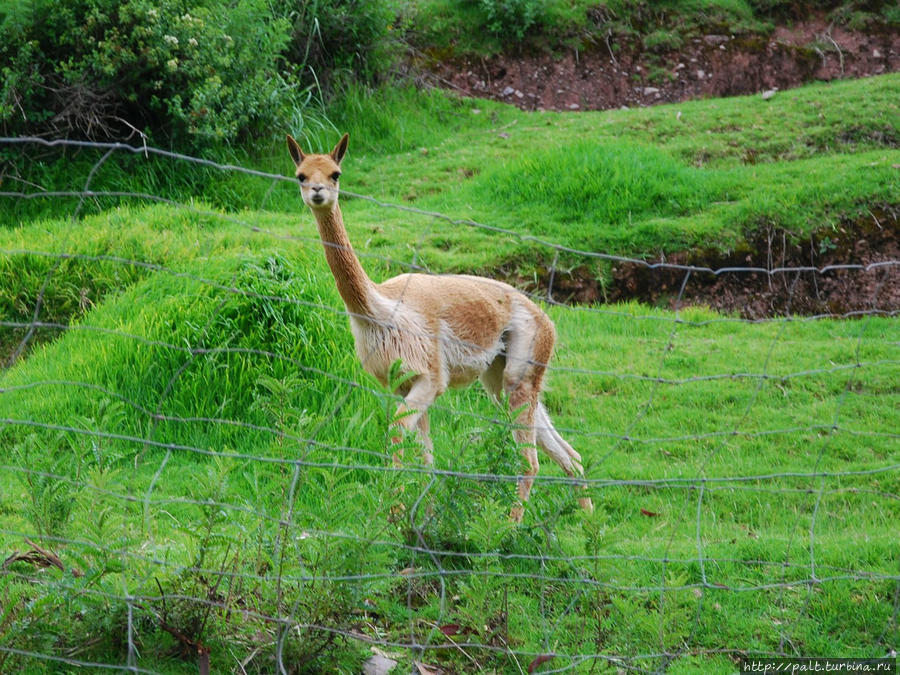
[0,0,301,150]
[479,0,544,40]
[0,0,407,153]
[284,0,402,86]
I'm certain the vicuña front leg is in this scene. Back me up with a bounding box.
[391,376,438,466]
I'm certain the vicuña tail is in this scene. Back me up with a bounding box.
[535,402,584,476]
[535,402,594,513]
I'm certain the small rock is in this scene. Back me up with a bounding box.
[514,89,524,98]
[873,48,882,58]
[568,103,580,110]
[703,34,729,46]
[643,87,660,96]
[363,654,397,675]
[761,89,777,100]
[471,108,481,114]
[696,69,706,79]
[501,86,515,97]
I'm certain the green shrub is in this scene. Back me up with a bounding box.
[479,0,544,40]
[0,0,407,155]
[0,0,301,149]
[283,0,402,86]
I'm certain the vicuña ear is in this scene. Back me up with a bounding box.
[286,134,305,165]
[330,133,349,165]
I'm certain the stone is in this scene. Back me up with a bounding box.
[362,654,398,675]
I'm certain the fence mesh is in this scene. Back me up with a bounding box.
[1,137,898,673]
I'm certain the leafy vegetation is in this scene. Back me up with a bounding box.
[0,0,405,150]
[410,0,900,58]
[0,0,299,148]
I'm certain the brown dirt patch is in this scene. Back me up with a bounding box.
[429,19,899,112]
[516,208,900,319]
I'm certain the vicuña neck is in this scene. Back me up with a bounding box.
[313,204,373,316]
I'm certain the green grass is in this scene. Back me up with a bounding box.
[1,76,899,671]
[1,201,898,671]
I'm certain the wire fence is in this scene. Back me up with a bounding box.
[1,137,898,673]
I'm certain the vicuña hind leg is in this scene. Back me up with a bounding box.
[502,323,547,522]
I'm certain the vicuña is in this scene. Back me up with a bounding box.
[287,132,593,521]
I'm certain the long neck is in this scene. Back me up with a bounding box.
[313,204,373,316]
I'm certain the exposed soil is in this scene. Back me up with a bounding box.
[610,210,900,318]
[429,18,900,317]
[511,207,900,319]
[430,18,900,112]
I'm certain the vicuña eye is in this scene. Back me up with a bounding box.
[331,172,341,181]
[297,174,307,183]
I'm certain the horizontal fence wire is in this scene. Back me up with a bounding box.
[1,136,898,673]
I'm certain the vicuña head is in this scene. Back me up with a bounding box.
[287,132,348,211]
[286,131,594,522]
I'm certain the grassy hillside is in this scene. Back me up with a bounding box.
[1,77,899,672]
[7,74,898,273]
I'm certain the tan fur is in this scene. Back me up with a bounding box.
[287,133,593,521]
